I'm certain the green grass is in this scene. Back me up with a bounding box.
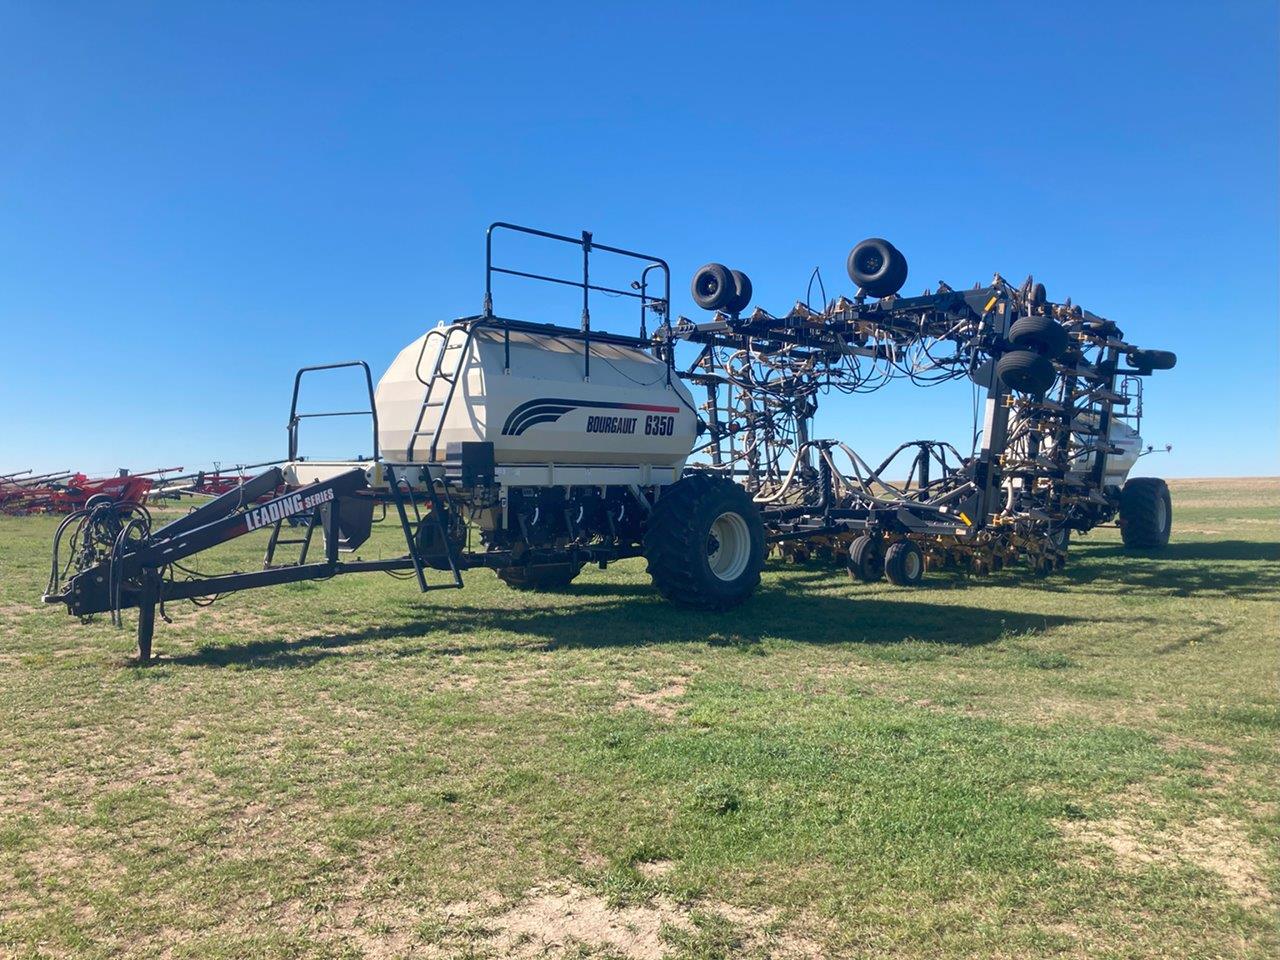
[1,478,1277,958]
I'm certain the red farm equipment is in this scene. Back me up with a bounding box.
[0,467,182,515]
[146,461,284,502]
[0,470,73,515]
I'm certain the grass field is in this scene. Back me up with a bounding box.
[1,478,1277,959]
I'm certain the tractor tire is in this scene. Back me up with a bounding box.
[1120,477,1172,549]
[847,534,884,583]
[691,263,736,312]
[846,238,908,298]
[643,474,765,610]
[497,561,583,591]
[726,269,753,315]
[1007,315,1069,360]
[997,349,1056,395]
[883,540,925,587]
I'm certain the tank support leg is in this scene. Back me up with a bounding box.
[136,574,158,663]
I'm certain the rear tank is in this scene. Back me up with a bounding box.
[375,323,698,469]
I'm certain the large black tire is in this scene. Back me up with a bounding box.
[846,238,908,298]
[1127,349,1177,371]
[643,474,765,610]
[726,269,753,315]
[496,561,583,591]
[691,263,736,312]
[1120,477,1172,549]
[883,540,925,586]
[997,349,1056,395]
[1008,315,1070,360]
[847,534,884,583]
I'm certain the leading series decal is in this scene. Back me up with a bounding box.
[244,487,335,532]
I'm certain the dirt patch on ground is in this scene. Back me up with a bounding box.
[614,679,689,720]
[464,882,821,959]
[262,881,824,958]
[1063,813,1273,908]
[483,884,677,958]
[636,859,675,880]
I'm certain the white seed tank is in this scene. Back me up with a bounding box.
[1099,419,1144,485]
[375,324,698,469]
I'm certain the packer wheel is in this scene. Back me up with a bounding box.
[883,540,925,587]
[847,534,884,583]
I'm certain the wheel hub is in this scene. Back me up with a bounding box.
[706,511,750,582]
[904,551,921,580]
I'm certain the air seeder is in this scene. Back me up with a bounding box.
[42,223,1176,660]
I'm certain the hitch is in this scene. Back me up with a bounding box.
[45,467,370,661]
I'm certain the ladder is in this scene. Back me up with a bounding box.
[407,324,475,462]
[385,464,463,593]
[263,509,320,569]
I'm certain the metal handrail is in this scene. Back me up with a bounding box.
[483,221,670,347]
[287,361,379,461]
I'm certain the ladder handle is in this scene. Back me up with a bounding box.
[427,330,477,462]
[407,326,479,462]
[414,327,464,386]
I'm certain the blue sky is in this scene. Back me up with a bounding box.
[2,1,1276,478]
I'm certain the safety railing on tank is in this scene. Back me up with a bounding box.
[483,221,671,380]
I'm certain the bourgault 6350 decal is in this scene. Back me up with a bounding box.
[502,397,679,437]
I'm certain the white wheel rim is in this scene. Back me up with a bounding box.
[1156,496,1168,532]
[707,511,751,581]
[903,550,922,581]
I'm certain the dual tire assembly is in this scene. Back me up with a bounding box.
[496,474,768,610]
[996,314,1070,396]
[690,263,753,315]
[847,535,925,587]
